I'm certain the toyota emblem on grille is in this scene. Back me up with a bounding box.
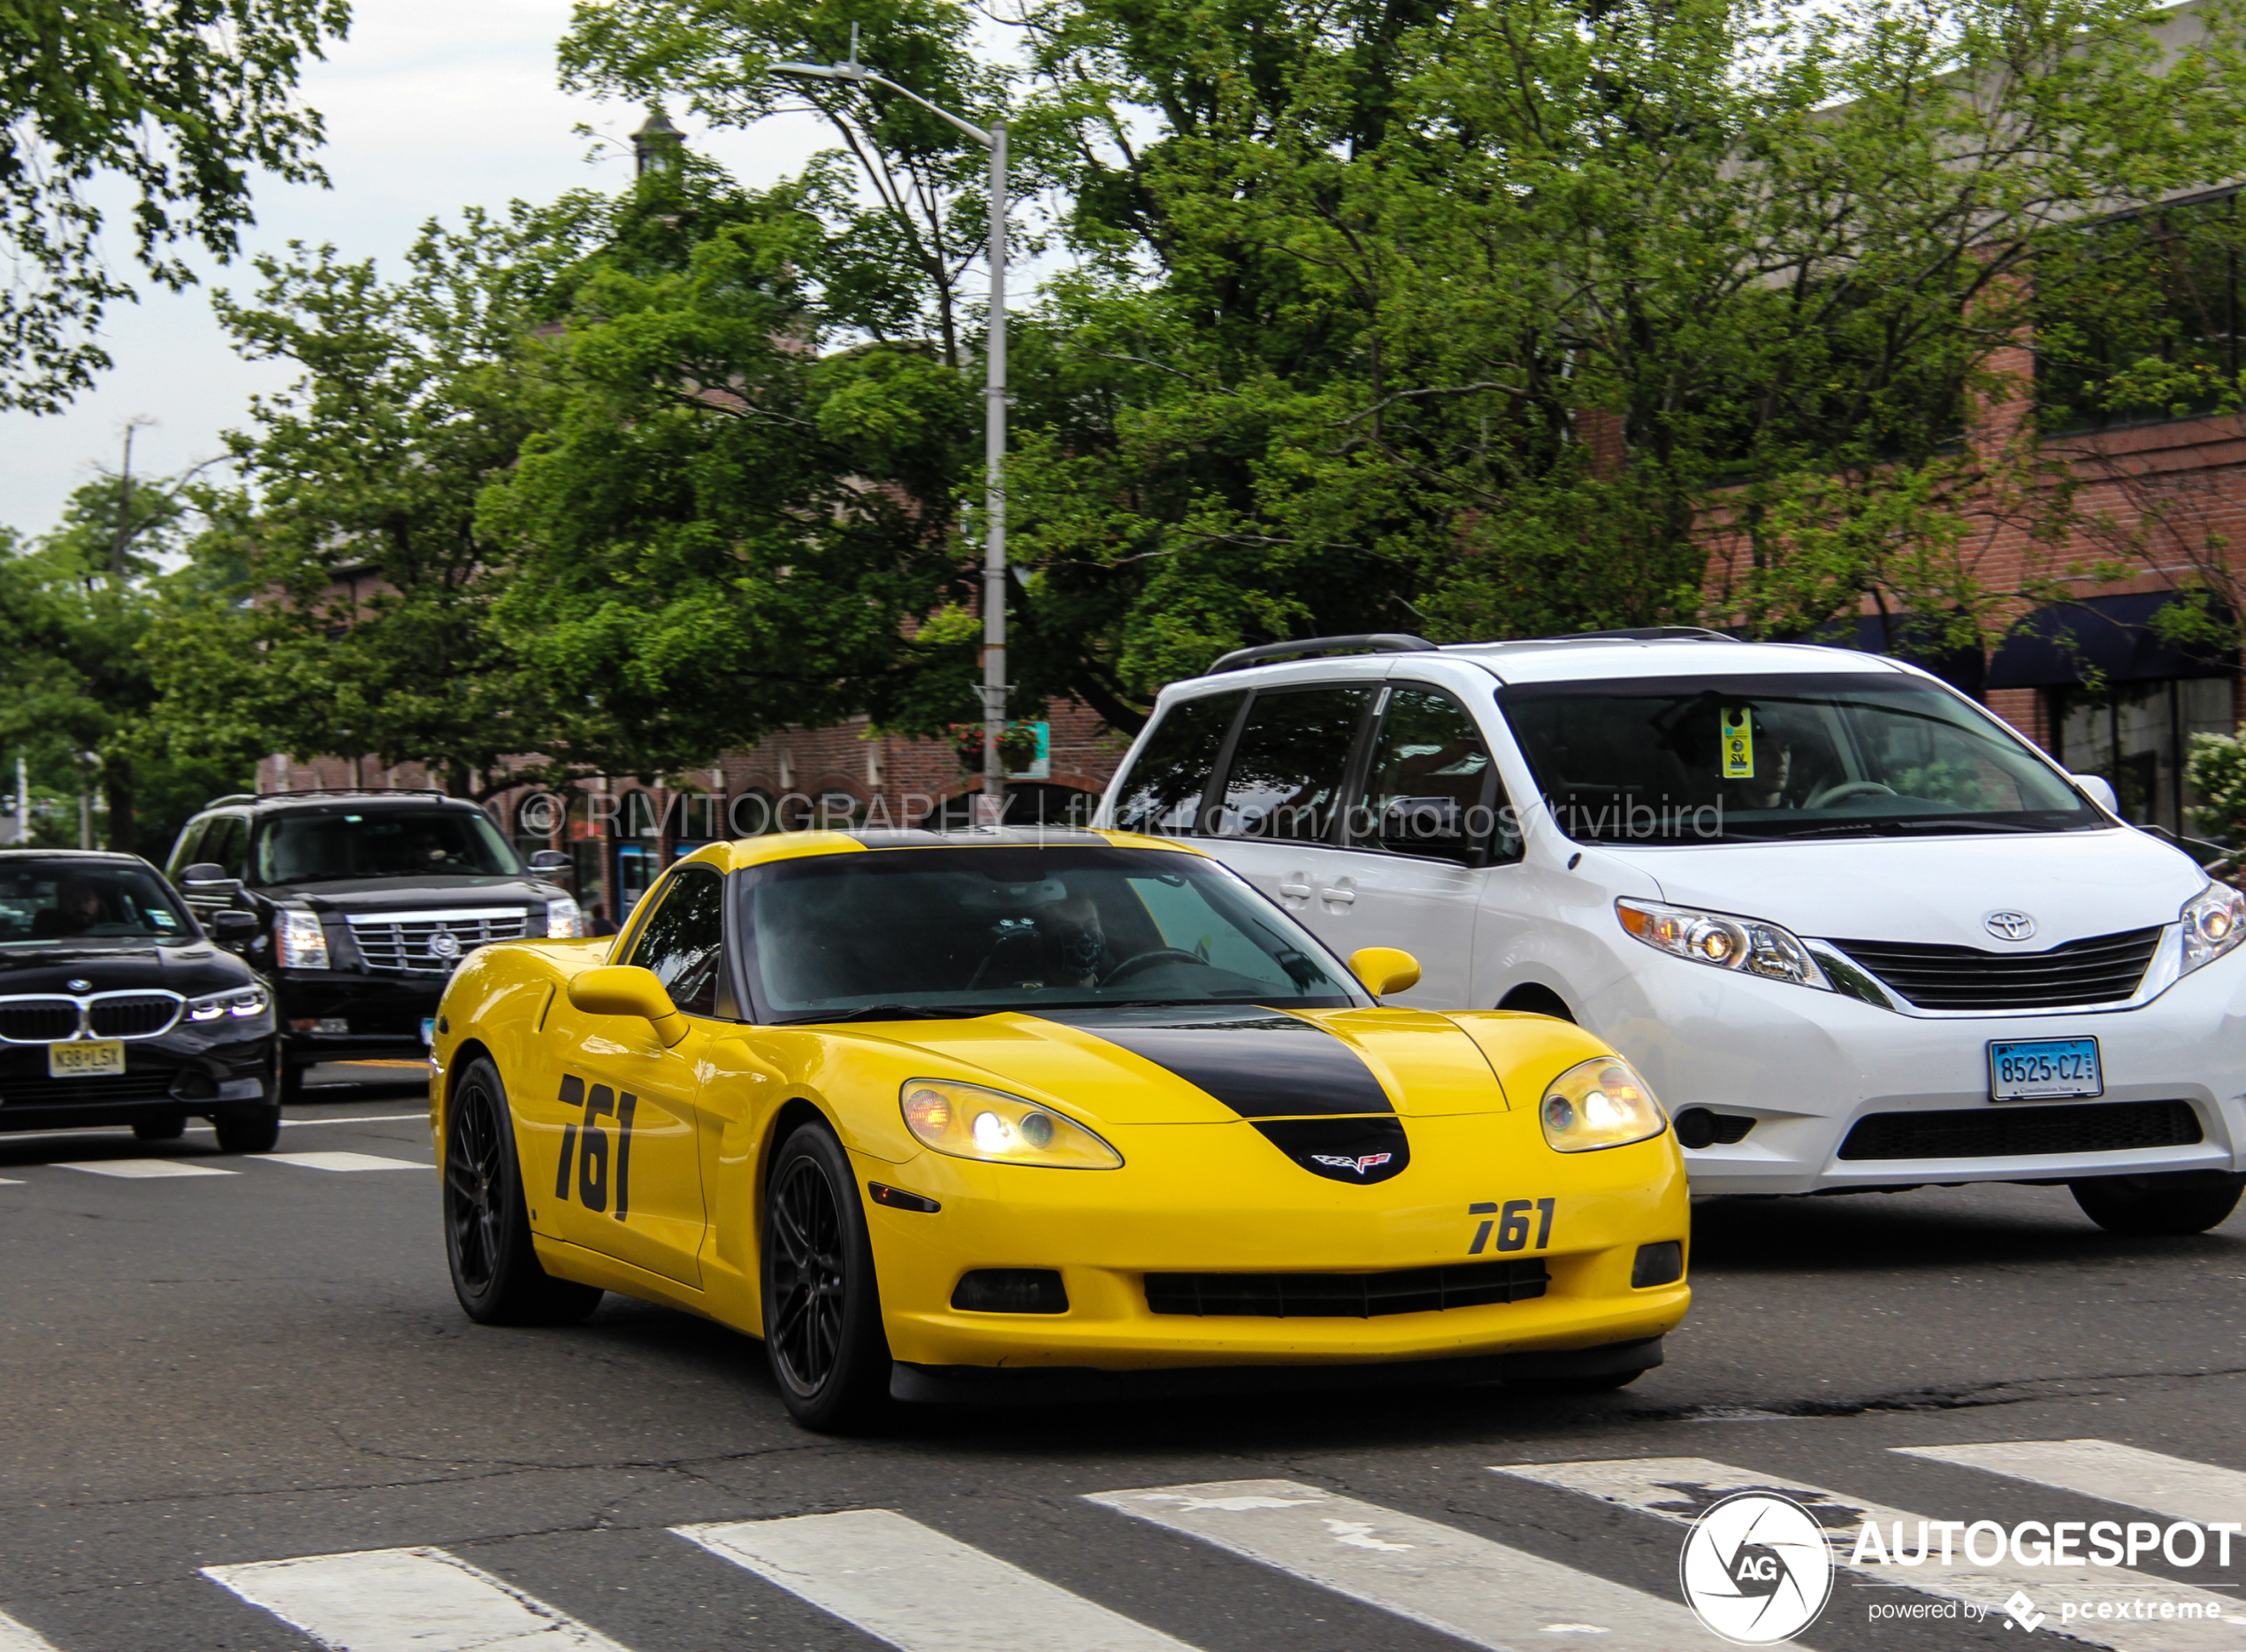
[1983,910,2038,942]
[65,978,91,991]
[428,931,462,960]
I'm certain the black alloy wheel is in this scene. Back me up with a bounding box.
[2072,1171,2245,1236]
[762,1122,891,1432]
[444,1056,602,1326]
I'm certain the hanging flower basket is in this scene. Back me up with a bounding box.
[949,722,1040,773]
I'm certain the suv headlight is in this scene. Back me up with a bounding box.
[1540,1056,1668,1152]
[276,909,330,969]
[188,986,270,1022]
[1616,898,1831,990]
[2181,881,2246,975]
[546,894,585,939]
[900,1080,1123,1168]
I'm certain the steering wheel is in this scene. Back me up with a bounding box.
[1100,948,1211,986]
[1806,780,1898,808]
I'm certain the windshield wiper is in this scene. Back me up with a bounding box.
[1769,816,2046,841]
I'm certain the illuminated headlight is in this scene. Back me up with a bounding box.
[1616,898,1830,990]
[188,986,270,1022]
[1539,1056,1667,1152]
[276,909,330,969]
[2181,881,2246,975]
[900,1080,1123,1169]
[546,895,584,939]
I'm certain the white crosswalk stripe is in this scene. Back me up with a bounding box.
[1087,1477,1698,1652]
[679,1509,1196,1652]
[202,1546,630,1651]
[0,1609,62,1651]
[256,1151,429,1173]
[1498,1455,2246,1652]
[1898,1439,2246,1528]
[55,1159,232,1178]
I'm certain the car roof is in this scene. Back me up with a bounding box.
[0,848,154,867]
[201,791,483,815]
[682,828,1211,874]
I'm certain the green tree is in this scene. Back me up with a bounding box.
[2,0,351,410]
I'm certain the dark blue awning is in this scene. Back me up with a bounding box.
[1792,613,1986,695]
[1983,593,2235,690]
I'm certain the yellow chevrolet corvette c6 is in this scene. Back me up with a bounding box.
[428,830,1689,1430]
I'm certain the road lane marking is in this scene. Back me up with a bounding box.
[1897,1439,2246,1526]
[0,1609,62,1650]
[257,1151,429,1172]
[679,1509,1197,1652]
[1087,1477,1695,1651]
[279,1113,427,1127]
[1497,1456,2246,1649]
[55,1159,233,1179]
[203,1546,629,1650]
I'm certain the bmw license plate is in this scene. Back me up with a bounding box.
[49,1041,125,1079]
[1989,1037,2102,1102]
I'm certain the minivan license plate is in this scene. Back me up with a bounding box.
[49,1041,125,1079]
[1989,1037,2102,1102]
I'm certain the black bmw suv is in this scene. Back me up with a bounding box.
[0,850,279,1150]
[164,791,581,1098]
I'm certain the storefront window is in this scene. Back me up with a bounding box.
[2051,679,2234,834]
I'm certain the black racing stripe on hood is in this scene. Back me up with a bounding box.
[1042,1006,1392,1118]
[1253,1118,1410,1184]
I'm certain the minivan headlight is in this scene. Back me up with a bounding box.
[1540,1056,1667,1152]
[276,909,329,969]
[900,1080,1123,1168]
[1616,899,1831,990]
[188,986,270,1022]
[2181,881,2246,975]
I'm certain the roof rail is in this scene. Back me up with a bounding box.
[1543,626,1735,643]
[204,788,454,807]
[1206,632,1436,676]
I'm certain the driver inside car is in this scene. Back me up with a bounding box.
[34,877,115,938]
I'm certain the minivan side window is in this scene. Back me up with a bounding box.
[627,867,727,1016]
[1348,685,1517,864]
[1111,692,1244,836]
[1209,686,1374,840]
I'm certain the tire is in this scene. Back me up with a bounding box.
[133,1114,186,1142]
[762,1121,893,1433]
[2072,1172,2245,1236]
[212,1104,282,1154]
[444,1056,603,1326]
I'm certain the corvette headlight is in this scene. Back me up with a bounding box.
[1616,898,1830,990]
[2181,881,2246,975]
[188,986,270,1022]
[276,910,329,970]
[1540,1056,1667,1152]
[900,1080,1123,1169]
[546,895,584,939]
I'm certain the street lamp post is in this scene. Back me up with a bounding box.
[769,45,1011,818]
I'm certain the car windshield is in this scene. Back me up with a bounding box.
[1499,671,2106,843]
[0,860,194,946]
[741,844,1371,1022]
[253,807,523,883]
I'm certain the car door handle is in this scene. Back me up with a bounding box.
[1279,879,1314,902]
[1318,885,1356,906]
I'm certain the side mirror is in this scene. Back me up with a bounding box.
[206,910,259,942]
[180,862,241,891]
[2072,774,2120,815]
[568,965,687,1045]
[527,850,572,876]
[1349,946,1422,998]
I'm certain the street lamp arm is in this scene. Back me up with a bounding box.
[767,62,992,147]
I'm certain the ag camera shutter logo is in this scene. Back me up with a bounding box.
[1678,1491,1834,1644]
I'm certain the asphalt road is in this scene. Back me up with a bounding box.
[3,1075,2244,1652]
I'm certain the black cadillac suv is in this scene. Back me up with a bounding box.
[164,791,581,1098]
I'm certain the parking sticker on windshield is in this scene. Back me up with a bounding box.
[1721,707,1755,777]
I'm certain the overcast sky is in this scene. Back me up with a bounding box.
[0,0,843,538]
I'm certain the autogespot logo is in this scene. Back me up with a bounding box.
[1679,1491,1835,1645]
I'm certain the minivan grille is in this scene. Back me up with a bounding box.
[1145,1258,1549,1319]
[1837,1099,2202,1160]
[0,998,80,1043]
[1833,927,2161,1011]
[345,909,528,973]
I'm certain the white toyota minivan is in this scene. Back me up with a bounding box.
[1093,629,2246,1234]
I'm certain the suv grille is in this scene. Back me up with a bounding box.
[0,998,80,1043]
[1833,927,2162,1010]
[1145,1258,1549,1319]
[1837,1099,2202,1160]
[345,908,528,973]
[88,994,184,1038]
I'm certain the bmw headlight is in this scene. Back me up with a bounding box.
[188,986,271,1022]
[276,909,329,969]
[1616,898,1830,990]
[546,894,585,939]
[900,1080,1123,1169]
[1540,1056,1667,1152]
[2181,881,2246,975]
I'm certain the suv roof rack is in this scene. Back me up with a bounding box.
[1205,632,1436,676]
[204,788,454,807]
[1539,626,1736,643]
